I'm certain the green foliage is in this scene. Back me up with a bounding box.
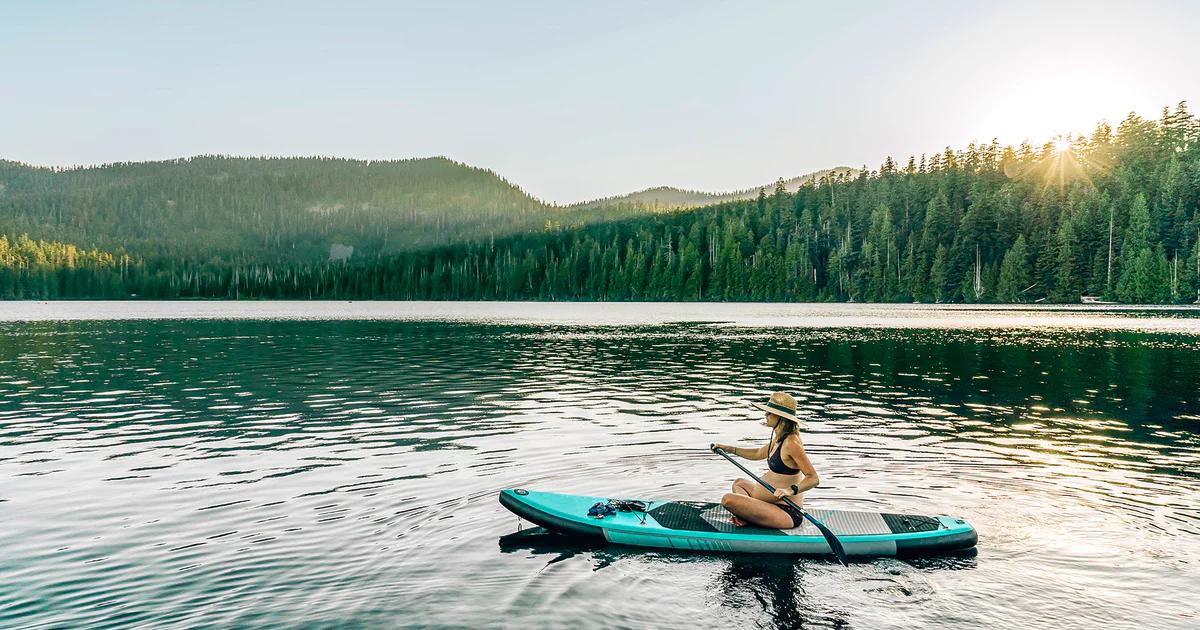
[996,235,1032,302]
[929,245,950,302]
[0,233,130,299]
[1115,193,1171,302]
[1051,215,1078,302]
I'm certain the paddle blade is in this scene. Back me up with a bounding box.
[804,512,850,566]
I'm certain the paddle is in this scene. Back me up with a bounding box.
[711,445,850,566]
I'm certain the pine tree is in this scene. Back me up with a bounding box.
[996,235,1031,302]
[1051,217,1077,302]
[929,245,950,302]
[1116,193,1161,302]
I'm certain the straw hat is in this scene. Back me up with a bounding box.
[751,391,800,422]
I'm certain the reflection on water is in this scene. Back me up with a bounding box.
[1,305,1198,628]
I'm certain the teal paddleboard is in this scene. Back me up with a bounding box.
[499,489,977,557]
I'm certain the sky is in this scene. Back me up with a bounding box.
[2,0,1198,203]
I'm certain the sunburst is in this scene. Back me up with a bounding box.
[1003,134,1110,192]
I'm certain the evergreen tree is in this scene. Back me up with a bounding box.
[1116,194,1156,302]
[1051,217,1078,302]
[996,235,1031,302]
[929,245,950,302]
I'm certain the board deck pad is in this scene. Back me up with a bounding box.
[881,513,942,534]
[646,500,940,537]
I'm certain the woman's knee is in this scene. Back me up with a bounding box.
[721,492,740,509]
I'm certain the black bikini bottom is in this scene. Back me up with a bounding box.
[776,500,806,528]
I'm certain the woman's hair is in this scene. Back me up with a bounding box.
[773,415,798,444]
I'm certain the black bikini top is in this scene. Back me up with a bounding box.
[768,441,801,475]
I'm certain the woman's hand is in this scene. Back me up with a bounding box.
[773,487,796,499]
[711,443,733,454]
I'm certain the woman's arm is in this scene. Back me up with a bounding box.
[784,436,820,494]
[712,441,769,461]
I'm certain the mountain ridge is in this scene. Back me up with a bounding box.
[568,167,858,210]
[0,154,562,259]
[0,154,855,262]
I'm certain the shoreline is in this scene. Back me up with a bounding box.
[4,300,1200,330]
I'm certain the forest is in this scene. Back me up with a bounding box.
[2,104,1198,303]
[0,155,579,259]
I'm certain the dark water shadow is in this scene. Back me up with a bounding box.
[714,554,835,629]
[500,526,980,630]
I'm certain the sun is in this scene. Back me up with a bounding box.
[1005,134,1094,191]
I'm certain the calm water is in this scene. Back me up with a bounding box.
[2,302,1199,629]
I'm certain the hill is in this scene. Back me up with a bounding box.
[0,155,566,261]
[570,167,858,211]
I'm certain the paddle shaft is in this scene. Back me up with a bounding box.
[712,445,849,565]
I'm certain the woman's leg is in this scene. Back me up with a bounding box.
[720,493,796,529]
[727,481,755,525]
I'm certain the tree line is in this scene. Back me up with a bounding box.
[2,104,1198,303]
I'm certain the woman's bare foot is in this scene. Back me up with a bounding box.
[731,515,747,527]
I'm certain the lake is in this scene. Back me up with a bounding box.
[2,302,1198,629]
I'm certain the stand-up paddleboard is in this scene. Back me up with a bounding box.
[499,489,977,557]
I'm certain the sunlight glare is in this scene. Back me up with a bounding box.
[1003,133,1096,191]
[974,72,1153,148]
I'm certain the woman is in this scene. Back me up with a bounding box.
[712,391,819,529]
